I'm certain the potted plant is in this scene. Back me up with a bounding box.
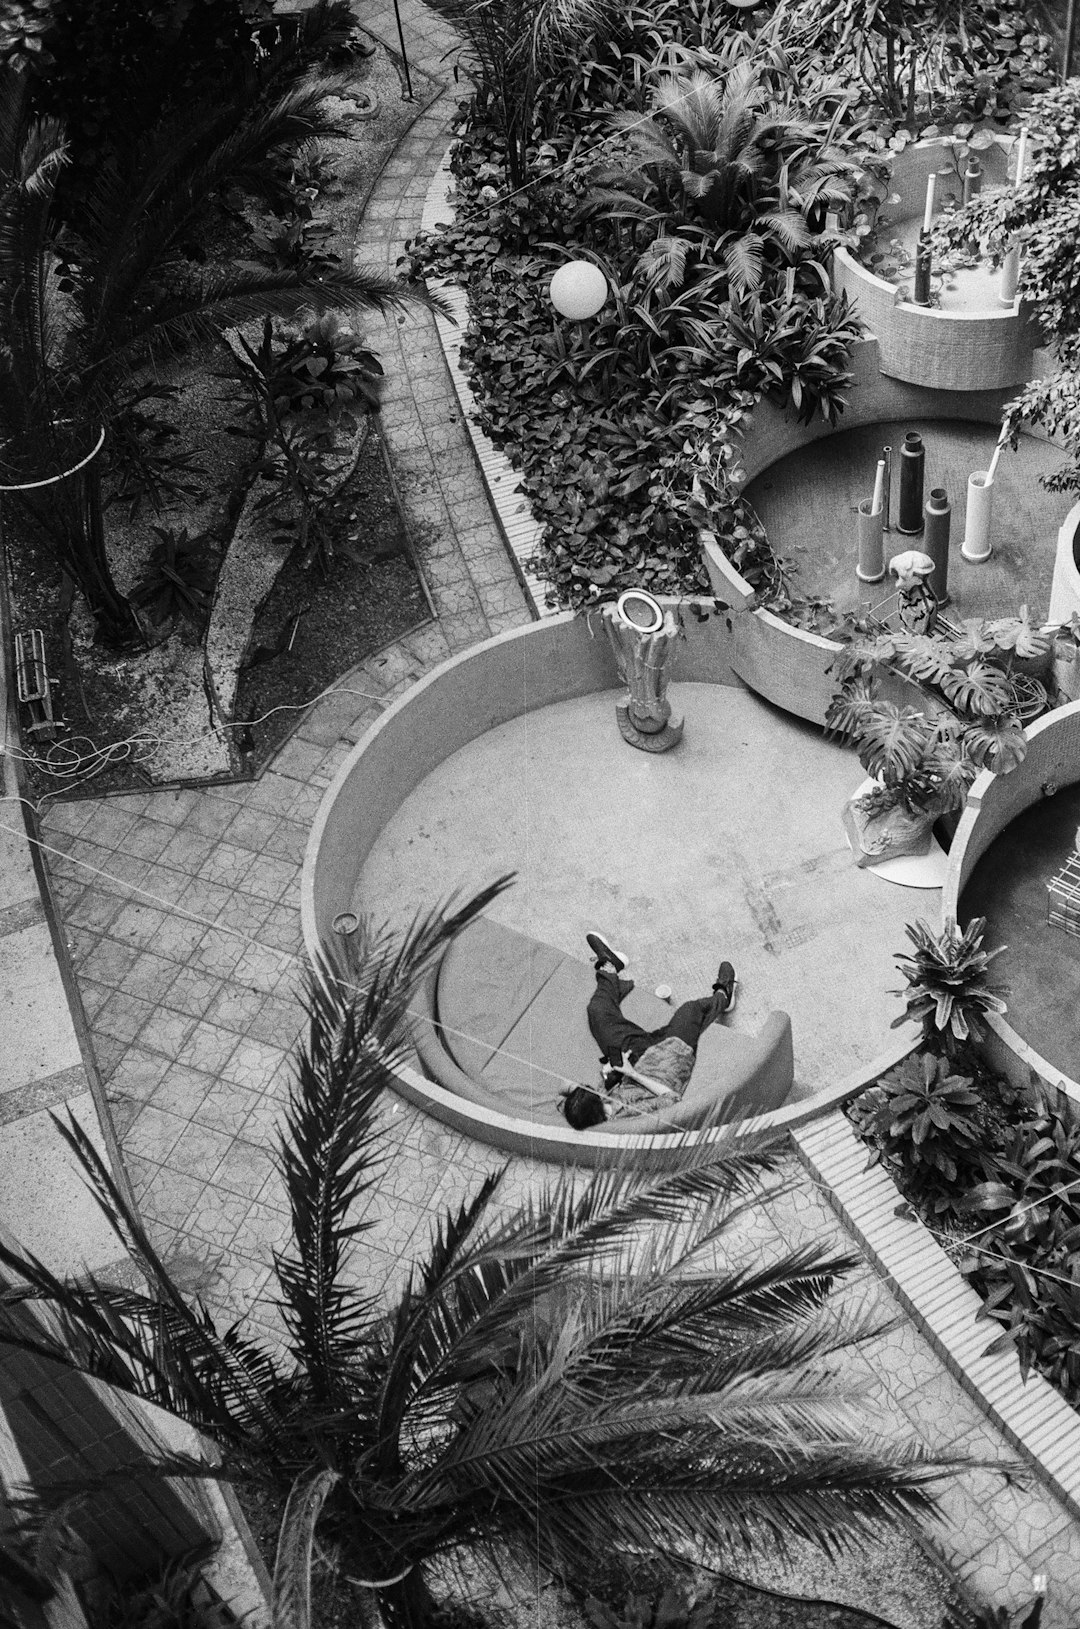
[826,685,975,865]
[832,619,1036,776]
[1050,612,1080,704]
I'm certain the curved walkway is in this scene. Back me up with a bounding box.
[2,4,1078,1623]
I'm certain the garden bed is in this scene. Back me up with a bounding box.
[2,33,441,796]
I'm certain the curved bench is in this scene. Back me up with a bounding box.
[409,918,795,1134]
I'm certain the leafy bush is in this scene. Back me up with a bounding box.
[585,1581,717,1629]
[104,385,208,520]
[849,1051,995,1215]
[825,689,974,819]
[131,525,218,627]
[958,1087,1080,1401]
[891,916,1009,1059]
[249,215,339,274]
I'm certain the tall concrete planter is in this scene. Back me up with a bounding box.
[831,135,1042,392]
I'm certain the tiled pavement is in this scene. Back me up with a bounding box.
[8,3,1080,1621]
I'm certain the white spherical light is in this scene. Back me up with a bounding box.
[549,260,608,320]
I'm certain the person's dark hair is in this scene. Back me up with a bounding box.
[562,1086,606,1129]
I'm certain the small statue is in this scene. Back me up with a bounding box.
[890,549,938,635]
[600,590,684,752]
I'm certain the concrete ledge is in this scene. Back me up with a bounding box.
[942,699,1080,1101]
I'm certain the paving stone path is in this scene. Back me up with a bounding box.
[4,3,1079,1621]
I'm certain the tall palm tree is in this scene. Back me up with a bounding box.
[0,878,966,1629]
[584,58,859,297]
[0,57,442,646]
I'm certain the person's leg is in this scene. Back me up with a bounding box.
[659,962,736,1051]
[587,968,653,1065]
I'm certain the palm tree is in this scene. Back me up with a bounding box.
[419,0,610,188]
[0,52,442,646]
[584,58,860,298]
[0,878,967,1629]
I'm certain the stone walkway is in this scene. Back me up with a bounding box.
[2,3,1078,1622]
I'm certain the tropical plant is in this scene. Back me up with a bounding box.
[585,1580,716,1629]
[891,915,1008,1059]
[103,383,208,519]
[848,1051,992,1215]
[581,57,862,298]
[0,61,437,644]
[931,80,1080,493]
[830,624,1033,776]
[825,687,973,819]
[421,0,612,188]
[249,214,339,274]
[223,315,381,572]
[0,877,967,1629]
[130,525,218,628]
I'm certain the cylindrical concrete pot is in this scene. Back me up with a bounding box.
[897,431,925,533]
[856,499,885,582]
[962,472,994,561]
[923,486,952,603]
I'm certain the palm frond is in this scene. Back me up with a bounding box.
[272,1469,341,1629]
[273,875,515,1413]
[722,232,764,298]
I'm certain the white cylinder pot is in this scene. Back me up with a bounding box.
[962,472,994,562]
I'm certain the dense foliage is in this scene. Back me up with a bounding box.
[933,78,1080,491]
[409,0,1053,611]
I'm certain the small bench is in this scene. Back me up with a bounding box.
[410,917,795,1134]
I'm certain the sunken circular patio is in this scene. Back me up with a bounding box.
[301,612,923,1165]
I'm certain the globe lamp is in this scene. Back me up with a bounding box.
[548,260,608,321]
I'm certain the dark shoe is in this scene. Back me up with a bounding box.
[586,932,627,974]
[712,961,737,1011]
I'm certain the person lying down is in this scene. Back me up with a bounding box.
[561,931,737,1129]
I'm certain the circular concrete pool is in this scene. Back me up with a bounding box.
[302,612,917,1163]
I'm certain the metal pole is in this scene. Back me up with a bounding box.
[1063,0,1078,84]
[391,0,414,100]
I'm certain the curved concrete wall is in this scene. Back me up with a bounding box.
[1049,501,1080,626]
[301,608,913,1165]
[942,700,1080,1099]
[703,338,1060,726]
[832,137,1043,392]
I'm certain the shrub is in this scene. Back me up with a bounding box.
[130,525,218,627]
[849,1051,995,1215]
[891,916,1008,1060]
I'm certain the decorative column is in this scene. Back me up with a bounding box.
[601,590,684,753]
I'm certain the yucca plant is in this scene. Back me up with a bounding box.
[891,915,1009,1060]
[0,877,969,1629]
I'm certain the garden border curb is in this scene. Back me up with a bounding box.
[794,1109,1080,1526]
[419,144,552,620]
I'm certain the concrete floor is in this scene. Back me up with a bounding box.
[354,683,934,1095]
[745,420,1069,623]
[961,782,1080,1080]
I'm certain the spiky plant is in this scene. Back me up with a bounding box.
[891,915,1009,1059]
[0,878,968,1629]
[582,56,861,298]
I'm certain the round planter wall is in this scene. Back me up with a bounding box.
[701,337,1059,725]
[942,698,1080,1101]
[1049,500,1080,626]
[831,136,1043,392]
[301,608,911,1166]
